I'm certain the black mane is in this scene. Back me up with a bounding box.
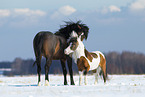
[55,20,89,40]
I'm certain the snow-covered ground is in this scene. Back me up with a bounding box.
[0,75,145,97]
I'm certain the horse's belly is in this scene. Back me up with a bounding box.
[52,54,66,60]
[89,58,100,71]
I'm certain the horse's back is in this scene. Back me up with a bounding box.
[34,31,53,39]
[91,51,105,59]
[33,31,53,46]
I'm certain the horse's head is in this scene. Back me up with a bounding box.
[79,26,89,41]
[64,37,79,55]
[65,31,84,55]
[71,21,89,41]
[56,20,89,41]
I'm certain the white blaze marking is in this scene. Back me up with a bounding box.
[64,43,74,55]
[70,31,78,38]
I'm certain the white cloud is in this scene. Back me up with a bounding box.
[14,8,46,16]
[0,9,10,17]
[51,5,76,19]
[0,8,47,27]
[129,0,145,11]
[101,5,121,14]
[58,5,76,16]
[109,5,121,12]
[0,8,46,18]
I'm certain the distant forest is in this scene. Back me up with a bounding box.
[1,51,145,76]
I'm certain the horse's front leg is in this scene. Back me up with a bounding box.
[67,56,75,85]
[84,75,87,85]
[45,58,52,86]
[84,70,88,85]
[79,71,83,86]
[60,59,67,85]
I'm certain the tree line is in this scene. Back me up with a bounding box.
[1,51,145,76]
[106,51,145,74]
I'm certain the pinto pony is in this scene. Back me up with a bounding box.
[64,31,107,85]
[33,21,89,86]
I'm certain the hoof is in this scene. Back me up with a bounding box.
[85,83,87,85]
[64,82,68,85]
[71,82,75,85]
[64,83,68,85]
[38,82,41,86]
[94,81,98,85]
[45,80,50,86]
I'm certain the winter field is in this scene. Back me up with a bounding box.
[0,75,145,97]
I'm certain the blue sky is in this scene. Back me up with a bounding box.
[0,0,145,61]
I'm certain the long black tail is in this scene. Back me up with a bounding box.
[33,61,37,67]
[99,69,109,80]
[105,63,109,80]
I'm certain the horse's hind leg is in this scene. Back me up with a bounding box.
[60,59,67,85]
[100,63,106,83]
[45,57,52,86]
[36,56,42,86]
[102,66,106,83]
[94,66,101,85]
[67,56,75,85]
[99,53,107,83]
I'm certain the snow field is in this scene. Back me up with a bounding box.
[0,75,145,97]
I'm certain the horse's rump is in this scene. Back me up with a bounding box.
[33,31,67,60]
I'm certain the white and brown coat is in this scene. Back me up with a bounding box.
[64,31,107,85]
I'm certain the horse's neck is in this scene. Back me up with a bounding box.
[72,40,85,63]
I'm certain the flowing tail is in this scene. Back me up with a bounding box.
[33,61,37,67]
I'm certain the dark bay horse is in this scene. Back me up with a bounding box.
[33,21,89,86]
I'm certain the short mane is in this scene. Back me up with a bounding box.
[55,20,89,40]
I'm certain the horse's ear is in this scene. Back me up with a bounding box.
[71,31,78,38]
[78,25,81,29]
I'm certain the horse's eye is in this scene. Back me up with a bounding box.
[71,44,76,50]
[78,32,81,35]
[72,44,75,46]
